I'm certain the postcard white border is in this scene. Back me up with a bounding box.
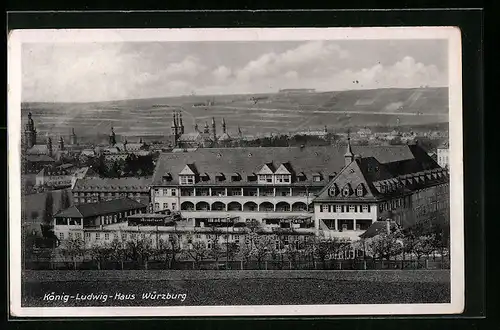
[8,27,464,317]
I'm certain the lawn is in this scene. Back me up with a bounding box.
[21,270,450,307]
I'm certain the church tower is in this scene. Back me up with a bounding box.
[47,136,53,157]
[24,112,37,148]
[178,112,185,135]
[211,117,217,144]
[109,127,117,146]
[70,128,77,145]
[58,136,65,151]
[203,122,210,134]
[344,129,354,166]
[171,112,179,147]
[222,118,227,134]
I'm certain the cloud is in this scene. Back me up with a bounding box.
[162,55,206,78]
[212,65,232,82]
[235,41,349,82]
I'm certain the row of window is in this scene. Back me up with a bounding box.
[154,202,177,211]
[319,204,371,213]
[177,174,326,185]
[153,188,177,196]
[328,185,365,197]
[74,192,144,197]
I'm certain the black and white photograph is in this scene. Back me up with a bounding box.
[8,27,464,317]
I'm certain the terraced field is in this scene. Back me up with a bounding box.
[22,87,448,139]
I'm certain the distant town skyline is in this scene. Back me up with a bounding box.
[22,40,448,103]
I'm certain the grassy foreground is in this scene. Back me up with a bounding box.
[21,270,450,307]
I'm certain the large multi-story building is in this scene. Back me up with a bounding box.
[148,142,446,240]
[72,177,151,205]
[314,140,449,240]
[53,141,449,251]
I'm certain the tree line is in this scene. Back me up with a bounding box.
[40,217,449,271]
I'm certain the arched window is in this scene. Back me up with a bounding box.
[328,185,338,196]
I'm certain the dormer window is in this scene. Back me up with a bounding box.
[297,172,307,182]
[231,173,241,182]
[342,184,351,197]
[216,173,226,182]
[313,173,323,182]
[247,174,257,182]
[179,175,195,185]
[356,184,365,197]
[328,184,339,197]
[258,174,273,184]
[275,174,291,184]
[200,173,210,182]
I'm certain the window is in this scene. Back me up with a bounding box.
[328,186,338,196]
[105,233,110,240]
[313,175,322,182]
[154,203,160,210]
[335,205,342,212]
[180,175,195,185]
[121,233,127,240]
[154,189,159,195]
[95,233,101,240]
[68,232,73,239]
[321,205,329,212]
[163,189,168,195]
[275,175,290,183]
[163,203,168,209]
[349,205,356,212]
[356,185,364,197]
[171,189,176,196]
[172,203,177,210]
[85,232,91,239]
[59,232,64,240]
[343,187,350,197]
[258,174,273,183]
[76,233,82,240]
[362,205,370,212]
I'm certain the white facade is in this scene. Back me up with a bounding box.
[437,147,449,169]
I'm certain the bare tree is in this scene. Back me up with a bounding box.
[184,240,210,269]
[61,235,86,270]
[254,235,275,269]
[89,242,112,270]
[125,234,154,270]
[109,237,127,270]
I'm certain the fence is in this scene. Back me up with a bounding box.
[23,257,450,271]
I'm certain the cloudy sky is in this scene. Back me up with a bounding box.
[22,39,448,102]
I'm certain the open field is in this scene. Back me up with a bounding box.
[21,270,450,306]
[22,87,448,139]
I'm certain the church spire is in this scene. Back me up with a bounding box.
[222,118,227,134]
[179,111,184,134]
[344,129,354,166]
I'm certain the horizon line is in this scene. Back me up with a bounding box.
[20,86,449,105]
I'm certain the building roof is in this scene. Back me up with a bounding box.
[218,132,232,141]
[54,198,147,218]
[151,145,421,186]
[178,131,213,143]
[358,221,399,239]
[314,145,445,202]
[73,177,152,191]
[24,154,55,163]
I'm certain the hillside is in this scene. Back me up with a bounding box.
[21,87,449,139]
